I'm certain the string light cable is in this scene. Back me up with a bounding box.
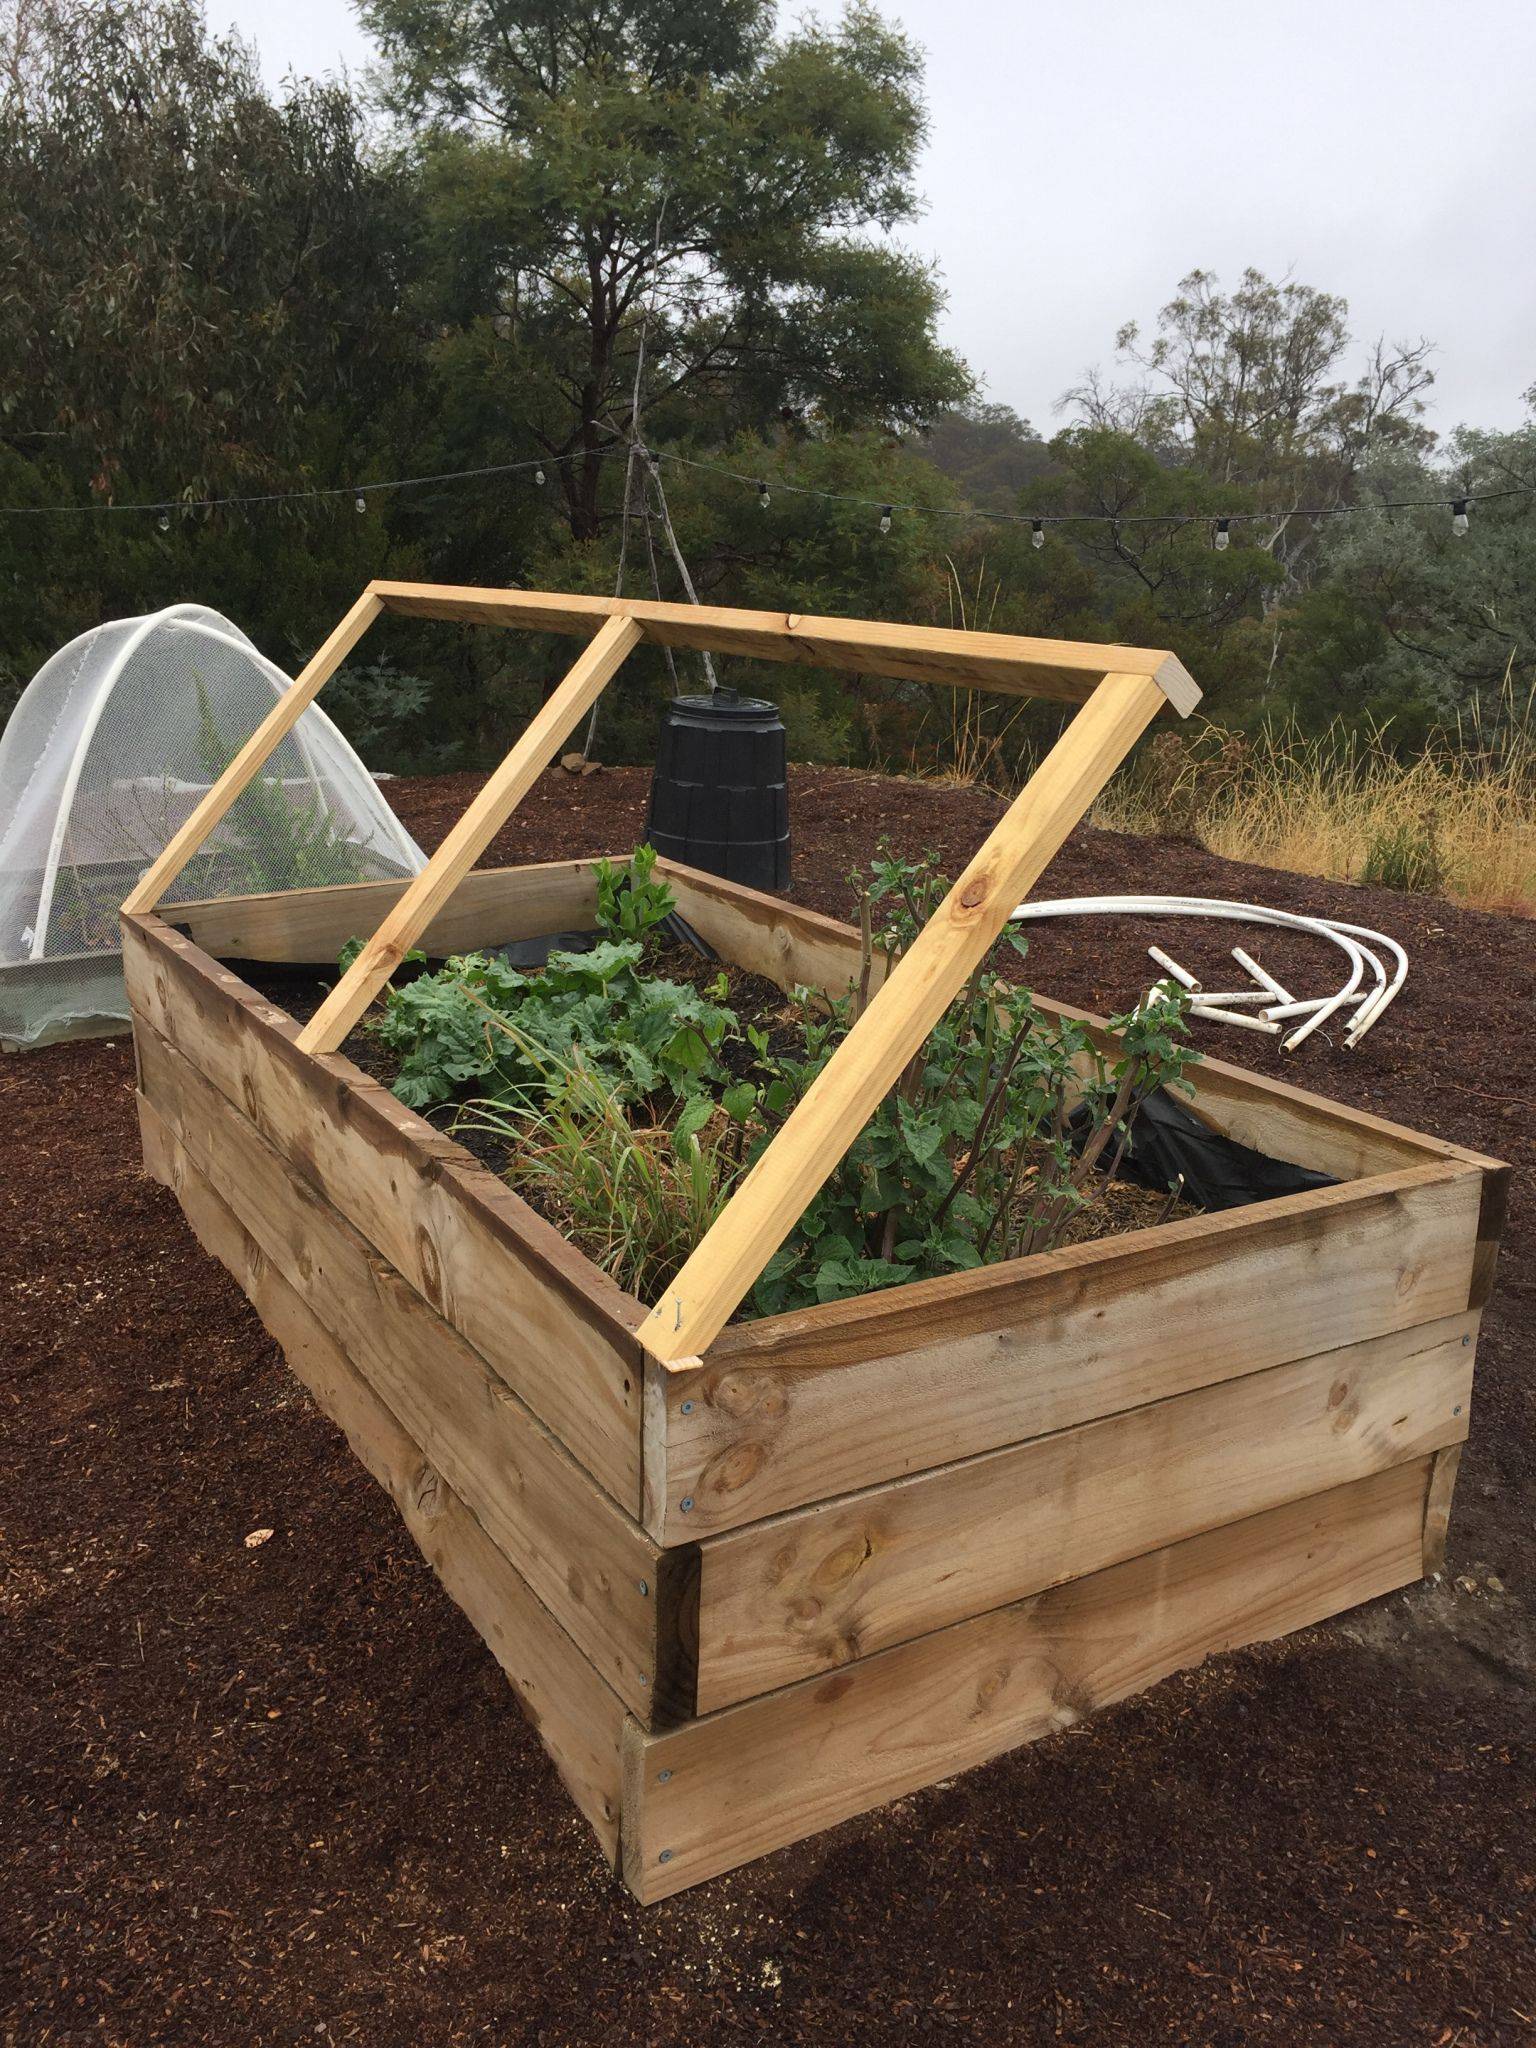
[0,446,602,519]
[649,450,1529,538]
[0,436,1527,540]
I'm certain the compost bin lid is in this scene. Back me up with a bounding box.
[667,689,779,719]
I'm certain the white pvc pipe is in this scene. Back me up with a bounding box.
[1191,1003,1281,1034]
[1232,946,1294,1007]
[1012,896,1408,1049]
[1147,944,1199,990]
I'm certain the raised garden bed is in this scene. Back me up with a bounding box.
[120,585,1508,1901]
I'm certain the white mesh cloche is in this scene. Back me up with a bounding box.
[0,603,424,1047]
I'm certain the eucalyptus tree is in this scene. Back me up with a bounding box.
[362,0,970,540]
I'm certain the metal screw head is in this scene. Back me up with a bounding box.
[1462,1334,1472,1346]
[658,1849,673,1864]
[657,1769,672,1783]
[637,1578,650,1597]
[679,1496,695,1514]
[680,1400,695,1415]
[1453,1405,1463,1416]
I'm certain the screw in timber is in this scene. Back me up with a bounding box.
[1462,1334,1472,1346]
[679,1497,695,1514]
[637,1578,650,1597]
[657,1769,673,1783]
[659,1850,673,1864]
[680,1400,694,1414]
[1454,1405,1463,1416]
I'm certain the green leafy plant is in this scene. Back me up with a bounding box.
[190,678,375,894]
[593,843,675,942]
[1361,814,1444,894]
[729,844,1199,1315]
[352,852,733,1111]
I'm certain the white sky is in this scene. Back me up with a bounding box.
[217,0,1536,439]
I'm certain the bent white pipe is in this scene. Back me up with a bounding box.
[1012,896,1408,1049]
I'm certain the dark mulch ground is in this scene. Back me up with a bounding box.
[5,764,1533,2047]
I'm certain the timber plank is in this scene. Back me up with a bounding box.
[122,914,644,1511]
[168,859,601,964]
[658,859,890,1000]
[1422,1443,1463,1576]
[623,1458,1432,1900]
[692,1314,1474,1710]
[296,614,642,1053]
[655,864,1494,1181]
[138,1099,626,1859]
[651,1163,1484,1539]
[368,580,1201,710]
[135,1020,687,1721]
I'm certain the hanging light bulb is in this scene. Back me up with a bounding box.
[533,465,546,487]
[757,479,770,511]
[354,494,367,514]
[1214,518,1231,551]
[1031,519,1045,551]
[157,514,170,533]
[1451,498,1469,538]
[878,505,893,536]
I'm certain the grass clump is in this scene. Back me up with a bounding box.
[1094,672,1536,912]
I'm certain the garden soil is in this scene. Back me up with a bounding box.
[5,764,1532,2046]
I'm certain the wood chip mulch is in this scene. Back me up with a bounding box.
[4,763,1533,2046]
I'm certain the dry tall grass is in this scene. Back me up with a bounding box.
[1094,671,1536,914]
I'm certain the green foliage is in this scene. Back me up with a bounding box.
[1361,817,1444,894]
[363,0,969,542]
[593,843,674,943]
[321,660,434,771]
[0,0,418,689]
[347,845,1197,1314]
[359,853,733,1110]
[731,845,1199,1314]
[187,680,375,894]
[460,1053,747,1306]
[2,0,1528,777]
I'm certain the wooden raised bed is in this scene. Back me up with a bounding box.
[121,585,1507,1901]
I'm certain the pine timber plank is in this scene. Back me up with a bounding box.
[137,1097,626,1858]
[135,1020,692,1721]
[657,863,1496,1181]
[622,1458,1433,1900]
[1422,1443,1463,1576]
[368,580,1201,713]
[658,859,892,1000]
[122,591,383,914]
[122,914,644,1511]
[639,672,1172,1360]
[648,1163,1485,1540]
[297,613,642,1053]
[167,858,601,964]
[691,1314,1475,1710]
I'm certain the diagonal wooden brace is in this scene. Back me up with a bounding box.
[294,612,643,1054]
[636,670,1170,1362]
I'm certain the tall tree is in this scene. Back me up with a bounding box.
[0,0,416,695]
[364,0,970,541]
[0,0,411,503]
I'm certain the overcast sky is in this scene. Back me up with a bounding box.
[217,0,1536,440]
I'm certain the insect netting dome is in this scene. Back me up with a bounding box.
[0,602,424,1047]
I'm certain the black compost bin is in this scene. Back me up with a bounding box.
[644,689,791,892]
